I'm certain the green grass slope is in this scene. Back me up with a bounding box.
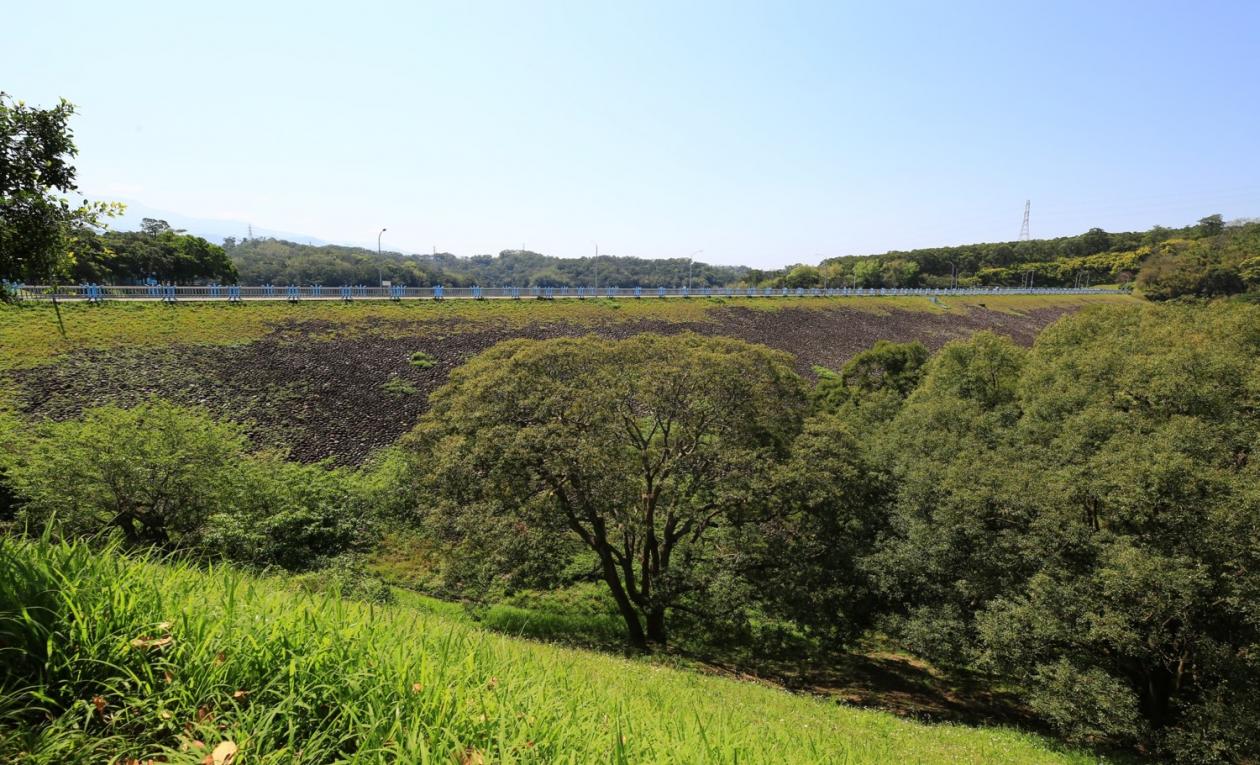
[0,537,1106,764]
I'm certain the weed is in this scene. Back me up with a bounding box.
[380,376,420,396]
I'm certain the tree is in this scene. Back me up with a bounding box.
[407,333,809,649]
[747,415,887,644]
[1080,227,1111,256]
[140,217,173,235]
[852,258,881,287]
[1197,213,1224,237]
[783,264,820,288]
[813,340,929,416]
[67,226,237,284]
[0,92,119,287]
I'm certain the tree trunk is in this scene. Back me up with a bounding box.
[646,607,667,646]
[598,550,648,649]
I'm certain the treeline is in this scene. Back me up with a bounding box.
[66,218,237,285]
[794,214,1260,293]
[53,213,1260,303]
[223,214,1260,301]
[225,237,750,288]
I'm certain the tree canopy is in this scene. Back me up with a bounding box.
[862,306,1260,760]
[405,333,809,648]
[69,219,236,284]
[0,92,119,286]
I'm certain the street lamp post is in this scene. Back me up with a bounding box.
[688,249,703,290]
[377,228,388,287]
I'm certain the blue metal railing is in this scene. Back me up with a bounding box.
[4,282,1126,303]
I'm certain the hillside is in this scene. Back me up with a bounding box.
[215,215,1260,295]
[0,535,1106,764]
[224,238,751,290]
[0,293,1135,463]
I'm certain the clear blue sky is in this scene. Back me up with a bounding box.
[6,1,1259,267]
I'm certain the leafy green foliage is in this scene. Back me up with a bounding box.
[0,92,121,286]
[866,305,1260,761]
[1134,224,1260,299]
[203,456,374,572]
[8,401,250,545]
[406,333,810,648]
[814,339,929,413]
[225,239,752,288]
[5,400,373,570]
[744,415,888,644]
[408,350,436,368]
[815,216,1260,292]
[70,219,237,284]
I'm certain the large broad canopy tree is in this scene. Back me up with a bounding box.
[0,92,119,288]
[408,333,809,649]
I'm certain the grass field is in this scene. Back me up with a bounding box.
[0,536,1111,764]
[0,293,1135,371]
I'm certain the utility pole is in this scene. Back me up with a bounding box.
[1019,200,1031,241]
[377,228,387,286]
[593,242,599,292]
[688,249,703,290]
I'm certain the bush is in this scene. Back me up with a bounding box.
[8,400,249,546]
[409,351,436,368]
[203,456,375,572]
[7,400,374,572]
[1026,660,1144,744]
[291,555,394,604]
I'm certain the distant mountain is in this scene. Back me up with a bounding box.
[101,198,329,246]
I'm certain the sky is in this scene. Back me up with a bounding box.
[5,1,1260,268]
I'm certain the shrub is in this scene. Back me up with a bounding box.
[8,400,249,546]
[7,400,374,572]
[203,456,375,572]
[408,350,436,368]
[291,555,394,604]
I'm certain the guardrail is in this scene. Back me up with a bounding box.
[1,282,1125,303]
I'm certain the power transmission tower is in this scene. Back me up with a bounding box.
[1019,200,1030,241]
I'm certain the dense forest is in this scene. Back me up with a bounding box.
[223,236,750,289]
[806,213,1260,295]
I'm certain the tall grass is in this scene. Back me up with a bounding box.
[0,536,1107,763]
